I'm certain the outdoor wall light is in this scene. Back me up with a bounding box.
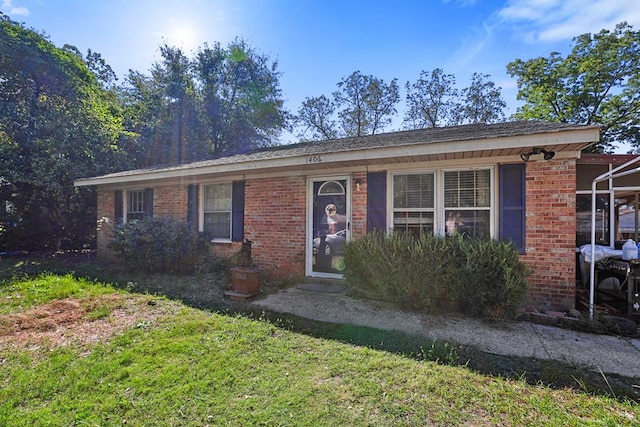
[355,179,362,192]
[520,147,555,162]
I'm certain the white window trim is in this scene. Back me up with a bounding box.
[388,166,495,237]
[124,189,145,223]
[199,182,233,243]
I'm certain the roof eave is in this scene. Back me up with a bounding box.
[74,126,600,187]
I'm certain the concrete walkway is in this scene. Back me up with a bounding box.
[251,284,640,378]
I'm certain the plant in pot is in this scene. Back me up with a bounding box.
[226,239,261,299]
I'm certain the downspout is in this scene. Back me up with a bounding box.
[589,156,640,319]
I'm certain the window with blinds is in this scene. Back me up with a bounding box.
[393,173,435,236]
[203,183,233,240]
[391,168,493,238]
[443,169,491,237]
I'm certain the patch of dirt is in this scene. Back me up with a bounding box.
[0,294,177,354]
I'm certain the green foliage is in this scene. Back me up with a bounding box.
[335,70,400,137]
[0,15,128,251]
[108,218,211,274]
[344,232,531,318]
[403,68,460,128]
[121,38,288,167]
[295,71,400,140]
[459,72,506,124]
[507,21,640,153]
[455,237,531,318]
[403,70,506,129]
[294,95,339,140]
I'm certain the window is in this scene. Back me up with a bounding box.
[393,173,435,236]
[391,168,493,238]
[444,169,491,238]
[126,190,146,221]
[576,194,611,247]
[318,181,345,195]
[115,188,152,223]
[203,183,233,240]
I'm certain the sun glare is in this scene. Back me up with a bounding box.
[166,22,199,51]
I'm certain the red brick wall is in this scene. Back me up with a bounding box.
[520,158,577,309]
[155,184,188,220]
[93,163,579,310]
[96,189,115,256]
[351,172,368,239]
[243,176,307,278]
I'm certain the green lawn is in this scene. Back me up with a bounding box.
[1,269,639,426]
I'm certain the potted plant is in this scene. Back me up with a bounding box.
[226,239,261,300]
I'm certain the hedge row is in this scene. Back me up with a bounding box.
[108,218,211,274]
[344,231,531,318]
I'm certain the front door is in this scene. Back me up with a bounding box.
[308,177,350,277]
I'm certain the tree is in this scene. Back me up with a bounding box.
[295,71,400,140]
[334,71,400,137]
[507,22,640,153]
[119,44,206,167]
[122,38,289,167]
[403,68,459,128]
[295,95,339,140]
[459,72,506,124]
[403,70,505,129]
[0,14,127,250]
[197,39,288,155]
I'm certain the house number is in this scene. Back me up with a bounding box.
[306,156,322,164]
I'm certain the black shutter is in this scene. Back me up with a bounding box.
[231,181,245,241]
[367,172,387,232]
[187,184,198,231]
[144,188,154,218]
[499,164,526,252]
[114,190,123,223]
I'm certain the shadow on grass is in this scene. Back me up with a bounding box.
[234,305,640,403]
[3,254,639,403]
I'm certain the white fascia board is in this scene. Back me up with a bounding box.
[74,127,599,187]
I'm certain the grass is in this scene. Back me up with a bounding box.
[1,256,640,425]
[0,273,116,314]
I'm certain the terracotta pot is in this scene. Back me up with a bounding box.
[231,266,261,295]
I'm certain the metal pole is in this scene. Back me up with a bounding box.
[635,193,639,243]
[589,181,597,320]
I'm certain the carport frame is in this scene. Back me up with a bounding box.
[589,155,640,319]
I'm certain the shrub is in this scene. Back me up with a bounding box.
[108,218,211,274]
[344,232,531,318]
[343,230,412,304]
[344,231,460,309]
[455,237,532,318]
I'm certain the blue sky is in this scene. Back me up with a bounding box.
[3,0,639,149]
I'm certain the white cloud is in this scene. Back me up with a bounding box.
[498,0,640,43]
[1,0,29,16]
[446,21,497,71]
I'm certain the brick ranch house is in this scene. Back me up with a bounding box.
[75,121,601,310]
